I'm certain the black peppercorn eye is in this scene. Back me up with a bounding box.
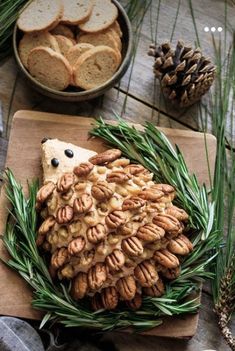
[64,149,74,158]
[51,158,59,167]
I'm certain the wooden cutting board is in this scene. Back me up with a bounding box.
[0,110,216,338]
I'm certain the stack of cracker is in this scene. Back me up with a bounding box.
[18,0,123,91]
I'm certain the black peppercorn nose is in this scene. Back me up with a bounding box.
[64,149,74,158]
[51,158,59,167]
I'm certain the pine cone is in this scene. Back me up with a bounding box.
[148,40,216,107]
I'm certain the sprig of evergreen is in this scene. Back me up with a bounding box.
[0,0,30,60]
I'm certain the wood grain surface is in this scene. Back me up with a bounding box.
[0,110,216,339]
[0,0,235,349]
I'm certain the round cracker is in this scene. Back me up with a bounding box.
[17,0,63,33]
[77,31,119,52]
[54,35,74,56]
[73,45,120,90]
[61,0,93,25]
[19,32,60,69]
[65,43,94,67]
[79,0,118,33]
[28,47,72,91]
[51,24,75,39]
[110,21,122,38]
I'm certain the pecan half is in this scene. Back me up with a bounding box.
[152,214,181,236]
[139,189,164,202]
[87,223,107,244]
[124,164,148,175]
[73,194,93,215]
[166,205,189,222]
[71,272,88,300]
[105,210,126,229]
[74,162,94,177]
[101,287,119,310]
[38,216,55,236]
[51,247,68,269]
[116,275,136,301]
[88,263,107,290]
[121,236,144,257]
[91,182,113,201]
[126,293,142,310]
[107,158,130,168]
[106,170,131,183]
[122,196,146,211]
[143,278,165,297]
[36,181,55,205]
[37,216,56,246]
[56,205,73,224]
[134,260,158,287]
[89,149,122,165]
[106,249,125,271]
[136,223,165,242]
[91,293,104,311]
[168,234,193,255]
[160,266,181,280]
[153,249,179,268]
[151,184,175,196]
[57,173,74,193]
[68,236,85,255]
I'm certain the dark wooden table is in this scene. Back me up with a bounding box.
[0,1,235,350]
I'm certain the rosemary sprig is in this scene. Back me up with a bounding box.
[0,0,30,60]
[2,124,218,331]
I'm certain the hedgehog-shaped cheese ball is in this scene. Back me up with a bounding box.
[36,138,193,311]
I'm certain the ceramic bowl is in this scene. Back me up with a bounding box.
[13,0,132,102]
